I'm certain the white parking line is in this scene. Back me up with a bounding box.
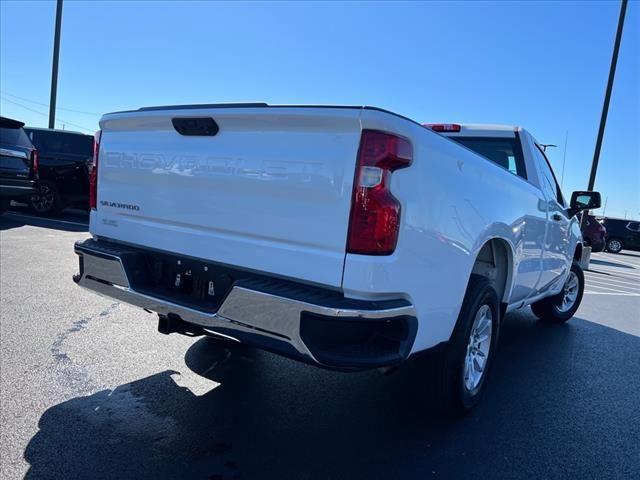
[583,283,633,294]
[586,275,640,290]
[586,284,640,295]
[584,291,640,296]
[5,212,88,228]
[585,284,640,295]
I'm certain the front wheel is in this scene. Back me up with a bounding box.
[424,274,500,416]
[531,261,584,323]
[606,237,623,254]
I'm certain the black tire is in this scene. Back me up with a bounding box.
[531,261,584,323]
[29,181,65,216]
[0,198,9,215]
[425,274,500,416]
[606,237,624,254]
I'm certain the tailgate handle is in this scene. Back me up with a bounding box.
[171,117,219,136]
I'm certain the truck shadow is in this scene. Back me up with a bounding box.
[24,312,640,479]
[589,258,636,270]
[0,206,88,232]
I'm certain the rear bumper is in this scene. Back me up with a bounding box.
[0,179,36,199]
[74,239,417,370]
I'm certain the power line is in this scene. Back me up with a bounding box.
[0,91,101,116]
[0,96,94,133]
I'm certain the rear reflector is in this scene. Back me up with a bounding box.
[89,130,101,210]
[347,130,412,255]
[424,123,461,132]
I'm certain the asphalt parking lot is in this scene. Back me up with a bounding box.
[1,210,639,480]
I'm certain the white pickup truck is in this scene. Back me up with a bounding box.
[74,105,600,415]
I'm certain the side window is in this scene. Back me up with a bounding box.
[627,222,640,232]
[533,144,564,206]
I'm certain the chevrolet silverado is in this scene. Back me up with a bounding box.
[74,105,600,415]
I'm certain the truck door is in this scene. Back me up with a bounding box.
[532,144,570,291]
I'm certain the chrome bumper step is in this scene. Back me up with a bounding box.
[74,238,417,369]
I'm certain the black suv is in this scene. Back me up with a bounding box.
[24,127,93,215]
[0,117,38,214]
[600,217,640,253]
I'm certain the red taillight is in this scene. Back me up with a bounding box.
[89,130,101,210]
[423,123,461,132]
[31,149,39,174]
[347,130,413,255]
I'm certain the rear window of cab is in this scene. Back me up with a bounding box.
[449,136,527,179]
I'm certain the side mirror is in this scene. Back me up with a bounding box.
[569,191,601,216]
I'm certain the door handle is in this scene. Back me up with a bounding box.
[552,213,563,221]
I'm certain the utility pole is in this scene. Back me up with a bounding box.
[48,0,63,129]
[587,0,627,192]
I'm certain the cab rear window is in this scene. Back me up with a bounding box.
[27,130,93,156]
[450,136,527,179]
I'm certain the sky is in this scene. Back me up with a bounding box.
[1,1,638,219]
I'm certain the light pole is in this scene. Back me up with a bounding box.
[581,0,627,230]
[48,0,63,129]
[587,0,627,192]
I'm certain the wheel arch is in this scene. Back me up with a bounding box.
[469,237,514,307]
[572,242,583,263]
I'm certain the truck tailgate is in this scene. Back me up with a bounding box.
[93,106,363,287]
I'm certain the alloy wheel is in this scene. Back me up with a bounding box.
[463,304,493,393]
[556,271,579,313]
[31,184,55,213]
[608,239,622,253]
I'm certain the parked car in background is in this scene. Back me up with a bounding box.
[600,217,640,253]
[74,104,600,416]
[0,117,38,214]
[24,127,93,215]
[580,213,606,252]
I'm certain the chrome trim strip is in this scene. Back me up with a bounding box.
[0,148,29,160]
[75,242,416,364]
[0,185,34,190]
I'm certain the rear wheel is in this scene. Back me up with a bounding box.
[30,181,64,216]
[531,261,584,323]
[606,237,623,254]
[424,275,500,416]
